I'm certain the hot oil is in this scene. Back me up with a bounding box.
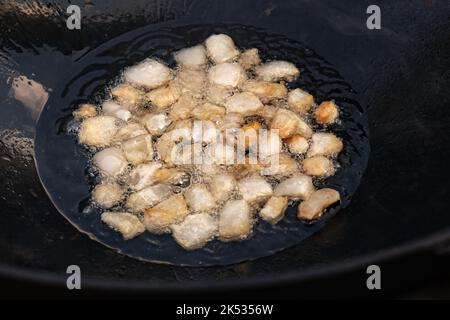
[40,24,369,266]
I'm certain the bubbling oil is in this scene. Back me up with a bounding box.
[41,23,369,266]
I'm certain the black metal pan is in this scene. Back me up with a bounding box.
[0,0,449,294]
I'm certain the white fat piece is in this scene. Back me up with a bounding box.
[93,147,128,178]
[273,175,315,200]
[224,92,263,115]
[219,199,252,241]
[171,213,218,250]
[255,60,300,82]
[238,175,273,203]
[101,212,145,240]
[184,184,216,213]
[174,45,207,69]
[78,116,119,147]
[102,100,132,122]
[127,162,162,191]
[208,63,244,87]
[123,59,172,89]
[205,34,240,64]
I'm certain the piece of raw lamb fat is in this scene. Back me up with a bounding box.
[307,132,343,157]
[93,147,128,178]
[114,122,147,142]
[171,213,218,250]
[78,116,119,147]
[273,174,315,200]
[238,175,273,203]
[146,82,180,109]
[124,59,172,89]
[174,45,207,69]
[102,100,132,122]
[298,188,340,220]
[184,184,216,213]
[142,113,172,136]
[126,184,172,213]
[260,196,288,224]
[101,212,145,240]
[121,134,153,166]
[239,48,261,69]
[205,34,240,64]
[219,199,252,241]
[126,162,162,191]
[224,92,263,115]
[208,173,237,202]
[208,63,244,88]
[144,194,188,233]
[92,182,124,209]
[110,84,144,110]
[255,61,300,82]
[287,88,314,114]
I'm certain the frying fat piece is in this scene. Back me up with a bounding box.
[217,112,243,131]
[127,162,162,191]
[93,147,128,178]
[114,122,147,142]
[238,175,273,203]
[191,103,226,121]
[101,212,145,240]
[185,184,216,212]
[314,100,339,125]
[285,134,309,154]
[126,184,172,212]
[78,116,119,147]
[288,89,314,114]
[102,101,132,122]
[224,92,263,115]
[249,130,282,160]
[169,94,199,121]
[255,61,300,82]
[142,113,171,136]
[73,104,97,118]
[270,108,312,139]
[307,132,343,157]
[153,168,190,187]
[208,173,237,202]
[262,153,299,177]
[92,182,124,208]
[123,58,172,89]
[144,194,188,233]
[260,196,288,224]
[121,134,153,165]
[146,82,180,109]
[174,68,206,98]
[171,213,218,250]
[258,105,277,122]
[273,174,315,200]
[303,156,335,177]
[111,84,144,110]
[174,45,207,69]
[205,34,240,64]
[239,48,261,69]
[219,199,252,241]
[242,80,287,101]
[208,63,244,88]
[206,84,234,105]
[298,188,340,221]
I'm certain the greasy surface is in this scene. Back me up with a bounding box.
[0,0,449,289]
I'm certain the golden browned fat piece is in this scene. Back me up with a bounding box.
[73,104,97,118]
[314,100,339,125]
[298,188,340,220]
